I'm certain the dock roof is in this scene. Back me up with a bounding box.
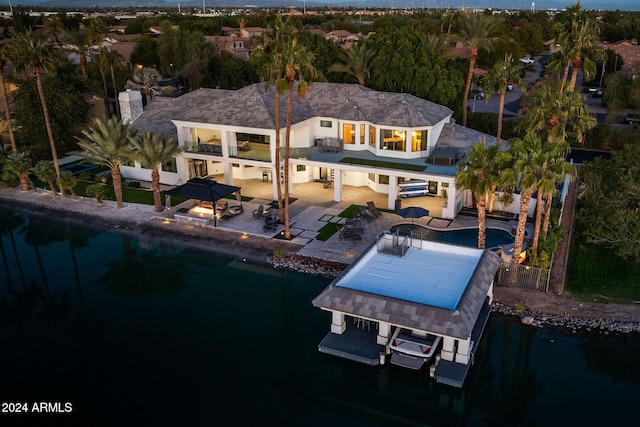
[312,240,501,340]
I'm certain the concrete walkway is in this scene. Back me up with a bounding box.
[0,185,518,266]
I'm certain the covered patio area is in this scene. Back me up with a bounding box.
[165,178,242,227]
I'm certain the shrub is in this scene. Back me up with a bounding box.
[86,183,107,203]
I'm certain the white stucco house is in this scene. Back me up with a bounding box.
[119,82,522,220]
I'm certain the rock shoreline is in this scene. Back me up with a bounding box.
[491,302,640,335]
[269,253,640,336]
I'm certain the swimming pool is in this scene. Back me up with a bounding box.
[61,161,100,175]
[389,223,514,249]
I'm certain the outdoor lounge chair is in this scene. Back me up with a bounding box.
[358,206,374,222]
[367,201,383,219]
[252,204,265,219]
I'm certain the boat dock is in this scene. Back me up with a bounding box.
[312,236,501,388]
[434,301,491,387]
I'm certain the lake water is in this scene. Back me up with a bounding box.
[1,206,638,426]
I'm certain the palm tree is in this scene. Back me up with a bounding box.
[61,29,92,78]
[484,54,524,145]
[0,48,17,145]
[501,135,542,265]
[456,141,504,249]
[328,43,376,86]
[457,13,502,127]
[522,81,596,144]
[553,2,604,92]
[541,150,575,239]
[4,151,35,192]
[101,47,123,119]
[560,18,603,92]
[75,118,136,209]
[33,160,58,194]
[281,36,320,239]
[128,130,184,212]
[86,18,109,98]
[133,66,161,104]
[59,170,78,197]
[8,29,65,197]
[255,16,291,221]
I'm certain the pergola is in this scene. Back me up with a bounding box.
[165,178,241,227]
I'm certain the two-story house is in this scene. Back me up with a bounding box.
[122,82,501,219]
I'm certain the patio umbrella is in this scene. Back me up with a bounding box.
[396,206,430,223]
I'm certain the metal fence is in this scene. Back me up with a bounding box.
[494,262,551,292]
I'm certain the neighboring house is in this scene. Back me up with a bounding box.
[325,29,360,45]
[221,26,266,39]
[543,38,562,54]
[599,40,640,79]
[121,82,510,220]
[450,41,471,60]
[205,35,253,59]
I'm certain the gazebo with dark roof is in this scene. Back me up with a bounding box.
[165,178,241,226]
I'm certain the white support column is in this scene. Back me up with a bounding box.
[388,175,398,210]
[377,322,391,346]
[455,338,472,365]
[330,311,346,334]
[441,336,456,362]
[271,166,279,201]
[223,162,232,185]
[333,168,342,202]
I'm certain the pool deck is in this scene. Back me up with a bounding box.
[0,183,518,267]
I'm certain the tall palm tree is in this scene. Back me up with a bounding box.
[501,135,542,265]
[75,118,136,209]
[484,54,524,145]
[128,130,184,212]
[281,36,320,239]
[457,13,502,127]
[86,18,109,98]
[328,43,376,86]
[522,81,596,144]
[0,46,30,191]
[255,16,289,221]
[456,142,503,249]
[541,150,575,238]
[101,47,123,119]
[553,2,604,92]
[8,29,65,197]
[61,29,92,78]
[560,17,603,92]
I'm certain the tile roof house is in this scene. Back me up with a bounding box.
[121,82,502,219]
[599,40,640,79]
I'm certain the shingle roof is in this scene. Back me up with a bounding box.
[137,82,453,133]
[311,247,501,340]
[437,123,500,151]
[131,89,232,135]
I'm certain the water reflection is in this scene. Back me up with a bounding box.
[94,233,193,298]
[0,206,639,426]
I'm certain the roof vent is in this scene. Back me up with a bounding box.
[378,94,385,99]
[250,96,257,102]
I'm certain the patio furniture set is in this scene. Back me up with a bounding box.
[252,204,281,232]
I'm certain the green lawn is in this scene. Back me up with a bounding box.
[566,238,640,302]
[35,178,189,206]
